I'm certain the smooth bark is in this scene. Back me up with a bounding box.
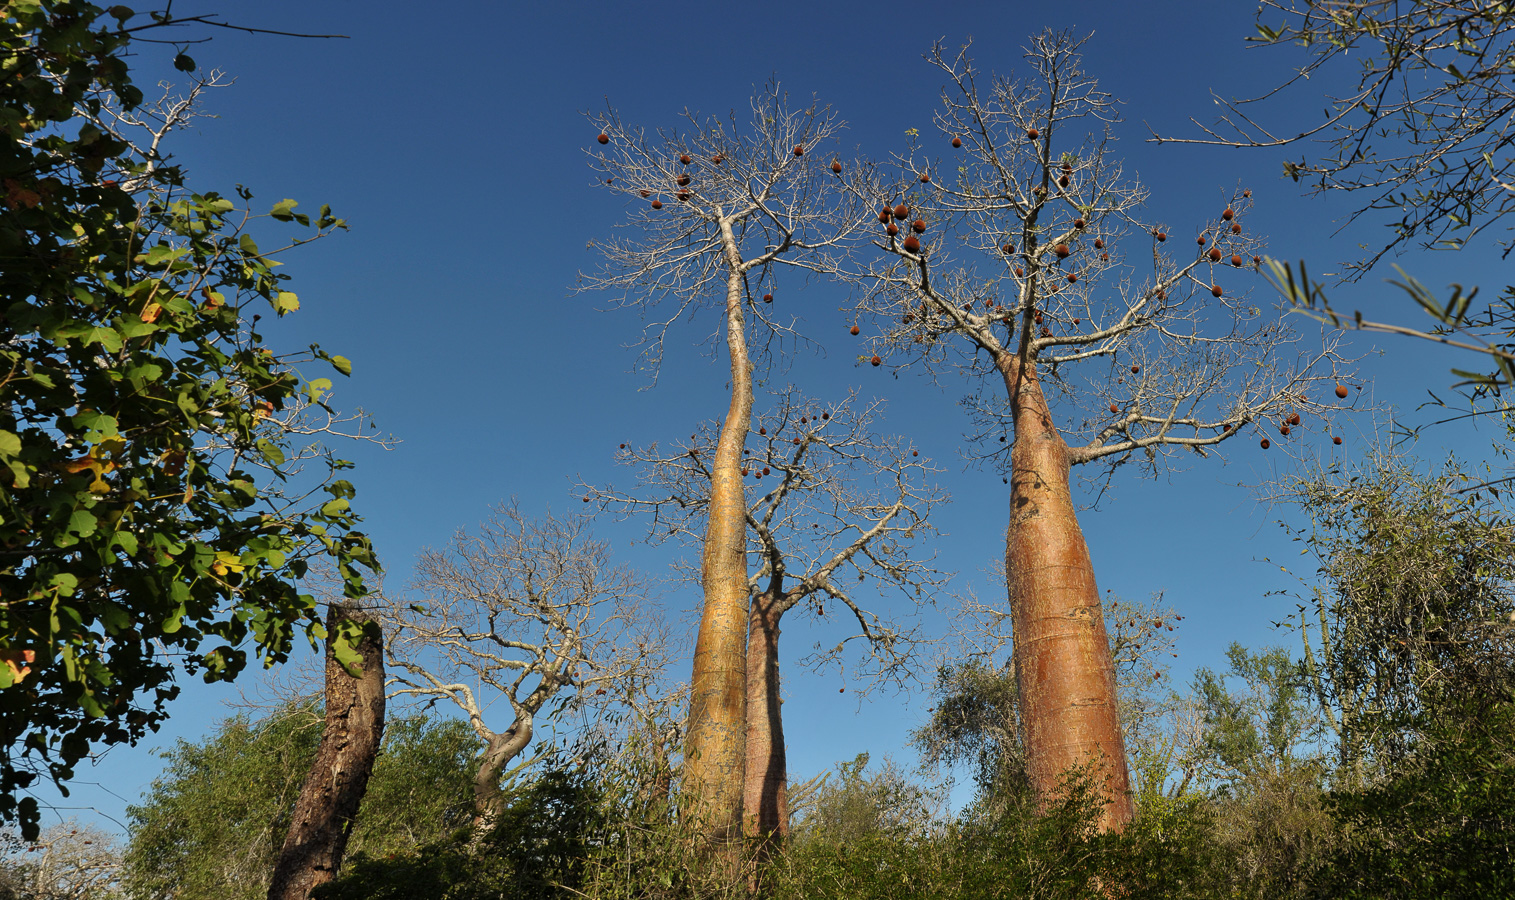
[473,718,532,829]
[266,603,385,900]
[742,591,787,851]
[999,351,1134,831]
[684,258,753,844]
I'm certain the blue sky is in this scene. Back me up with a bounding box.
[38,1,1512,833]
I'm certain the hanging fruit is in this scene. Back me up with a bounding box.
[850,325,860,336]
[1280,425,1291,435]
[1074,218,1086,228]
[1156,231,1168,242]
[1231,223,1242,234]
[651,199,663,209]
[1211,284,1223,297]
[893,204,909,220]
[887,223,899,236]
[1027,128,1039,139]
[676,174,690,186]
[1067,273,1078,283]
[1231,255,1244,267]
[920,172,930,183]
[1333,436,1343,445]
[1094,239,1104,249]
[871,355,882,367]
[1222,208,1235,220]
[1209,248,1222,262]
[912,219,927,234]
[903,236,921,253]
[763,293,773,303]
[793,145,805,156]
[1261,438,1271,449]
[1335,384,1349,399]
[832,160,843,174]
[952,136,963,148]
[1109,403,1119,414]
[1054,243,1071,258]
[639,189,651,198]
[680,154,691,165]
[1002,243,1015,254]
[1197,235,1207,245]
[597,133,609,144]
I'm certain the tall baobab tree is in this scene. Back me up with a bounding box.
[587,389,946,855]
[857,33,1355,831]
[583,87,879,842]
[379,504,668,830]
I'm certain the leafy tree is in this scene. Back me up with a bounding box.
[122,704,477,900]
[856,33,1352,830]
[0,2,378,838]
[583,85,880,842]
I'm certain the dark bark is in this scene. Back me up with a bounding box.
[742,591,787,853]
[1000,352,1134,831]
[266,603,385,900]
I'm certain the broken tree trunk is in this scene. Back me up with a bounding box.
[266,602,385,900]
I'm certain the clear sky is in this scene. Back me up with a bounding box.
[37,0,1510,833]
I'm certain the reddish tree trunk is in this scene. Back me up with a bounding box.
[742,591,787,852]
[684,259,752,844]
[999,352,1134,831]
[266,603,385,900]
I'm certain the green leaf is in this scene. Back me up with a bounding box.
[0,431,20,457]
[67,510,99,539]
[329,355,352,376]
[273,292,299,315]
[269,199,298,221]
[255,438,286,467]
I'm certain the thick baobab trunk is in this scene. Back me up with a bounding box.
[742,591,787,852]
[683,259,752,844]
[473,718,532,830]
[267,603,385,900]
[999,352,1134,831]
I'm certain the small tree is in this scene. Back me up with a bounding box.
[381,505,668,830]
[583,85,879,841]
[588,389,946,852]
[857,33,1352,830]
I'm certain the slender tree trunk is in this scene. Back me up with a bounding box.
[999,352,1134,831]
[683,256,753,844]
[742,591,787,854]
[472,718,532,831]
[266,603,385,900]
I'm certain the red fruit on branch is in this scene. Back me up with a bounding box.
[1335,384,1349,398]
[1222,208,1235,220]
[676,174,691,186]
[920,172,931,183]
[1156,231,1168,242]
[952,136,963,148]
[1211,284,1223,297]
[1074,218,1086,229]
[678,191,690,201]
[619,443,626,449]
[712,155,724,164]
[1067,273,1078,283]
[1035,313,1044,324]
[832,160,842,173]
[763,293,773,303]
[912,219,927,233]
[793,145,805,156]
[1131,365,1140,374]
[1055,243,1071,258]
[1243,189,1252,198]
[1027,128,1039,139]
[762,467,770,475]
[1231,255,1244,267]
[878,210,891,224]
[651,199,663,209]
[1016,267,1025,277]
[1333,436,1343,445]
[871,355,882,366]
[1094,239,1104,249]
[1059,174,1070,187]
[903,236,921,253]
[850,325,860,336]
[597,133,609,144]
[1197,235,1207,245]
[894,204,909,220]
[760,427,766,435]
[1261,438,1271,449]
[1110,404,1119,414]
[1288,413,1301,425]
[1280,425,1291,436]
[1209,248,1222,262]
[1231,223,1242,234]
[639,190,651,198]
[1002,243,1015,254]
[887,223,899,236]
[680,154,691,164]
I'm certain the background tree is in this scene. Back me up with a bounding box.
[0,819,122,900]
[0,2,379,837]
[857,33,1352,830]
[122,704,477,900]
[587,389,947,852]
[266,601,385,900]
[583,86,879,841]
[380,504,668,831]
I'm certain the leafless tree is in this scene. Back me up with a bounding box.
[379,504,669,830]
[0,819,122,900]
[581,83,882,843]
[585,389,947,854]
[853,33,1355,831]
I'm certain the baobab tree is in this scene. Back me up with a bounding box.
[583,87,879,842]
[378,505,668,830]
[856,34,1355,830]
[586,389,946,854]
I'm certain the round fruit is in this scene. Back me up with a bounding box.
[680,154,691,165]
[1016,267,1025,277]
[1222,208,1235,220]
[1002,243,1015,254]
[597,133,609,144]
[1280,425,1291,435]
[1110,403,1119,414]
[763,293,773,303]
[1252,255,1261,265]
[1027,128,1039,139]
[903,236,921,253]
[822,412,830,419]
[763,467,770,475]
[651,199,663,209]
[1054,243,1071,258]
[1209,248,1222,262]
[952,136,963,148]
[1073,317,1081,324]
[606,178,614,184]
[887,223,899,236]
[1197,235,1207,245]
[1035,313,1044,324]
[871,355,882,367]
[677,174,690,186]
[1063,162,1073,173]
[912,219,927,233]
[619,443,626,449]
[742,468,749,476]
[832,160,842,173]
[1156,289,1167,300]
[878,210,891,224]
[894,204,909,220]
[1102,253,1109,261]
[678,191,690,201]
[1288,413,1301,425]
[639,189,651,198]
[1059,174,1070,187]
[1231,255,1244,267]
[1131,365,1140,374]
[1335,383,1349,399]
[1094,239,1104,249]
[1333,436,1343,445]
[1231,223,1242,234]
[1074,218,1086,228]
[793,145,805,156]
[1067,273,1078,283]
[713,155,724,164]
[920,172,930,183]
[1243,189,1252,198]
[850,325,860,336]
[912,450,919,457]
[1157,231,1168,242]
[1261,438,1271,449]
[1211,284,1223,298]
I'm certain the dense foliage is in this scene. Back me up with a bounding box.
[0,0,376,838]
